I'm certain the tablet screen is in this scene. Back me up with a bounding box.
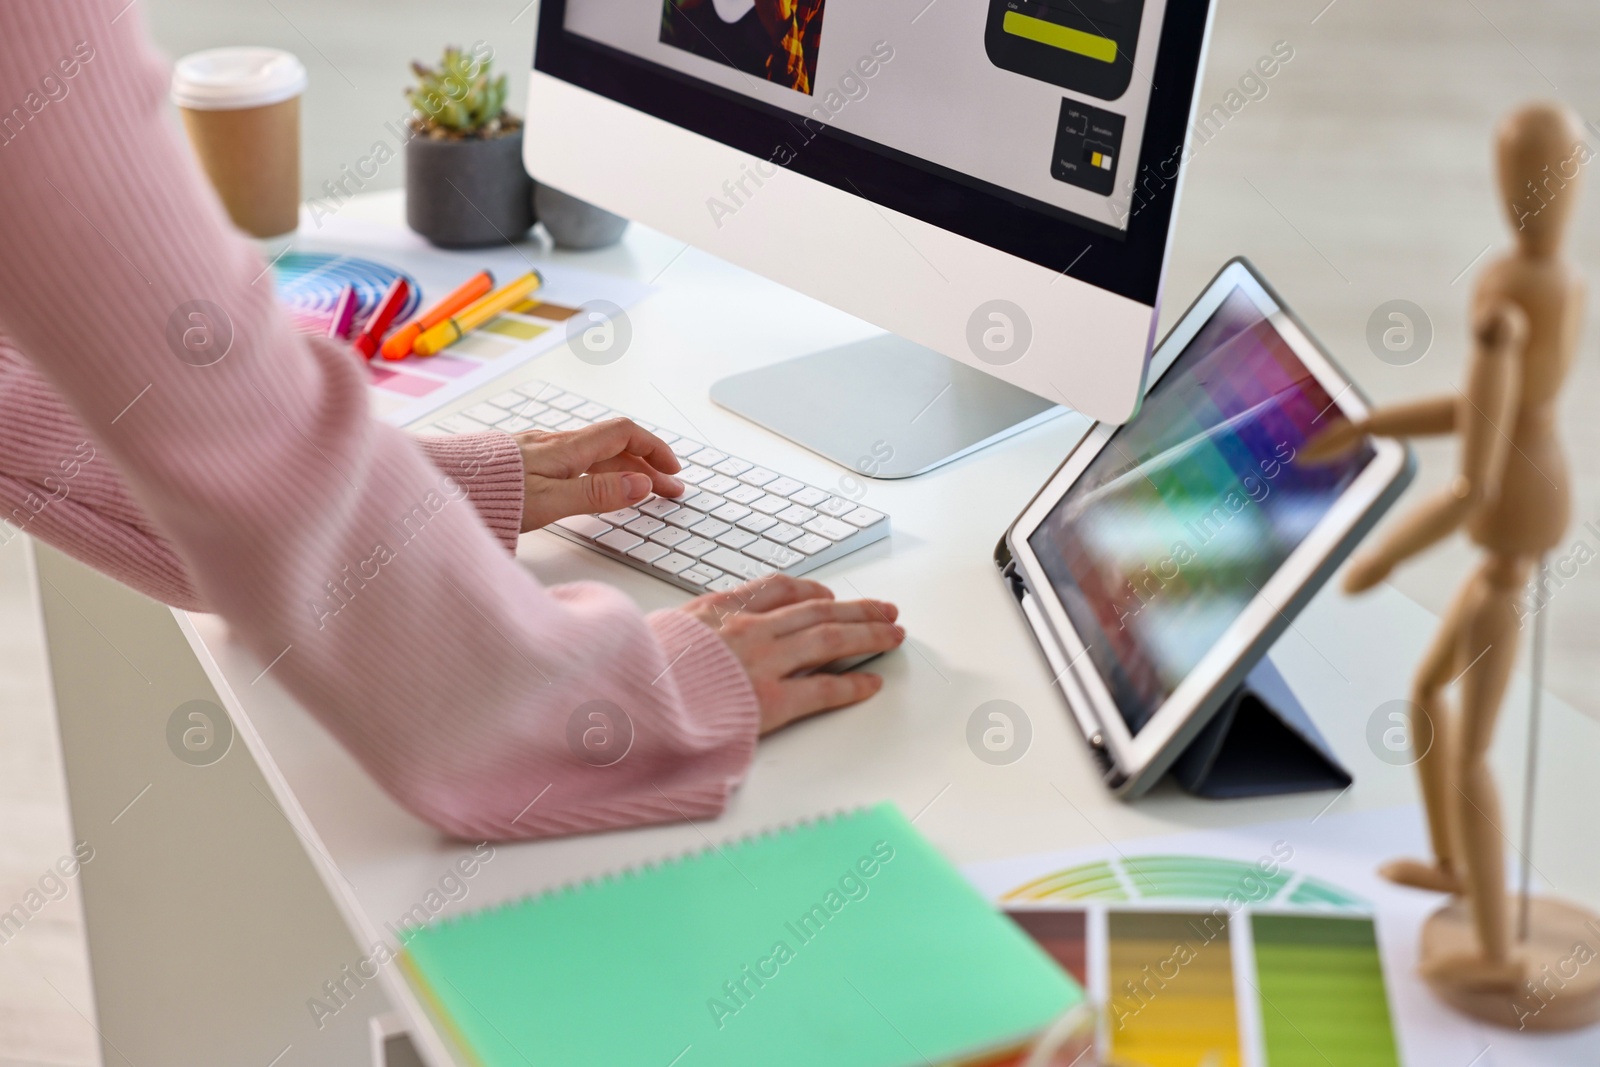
[1027,287,1374,734]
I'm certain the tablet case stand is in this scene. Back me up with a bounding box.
[1168,655,1351,799]
[994,536,1352,800]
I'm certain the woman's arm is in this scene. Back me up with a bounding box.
[0,1,760,840]
[0,341,528,607]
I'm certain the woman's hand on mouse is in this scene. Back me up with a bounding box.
[678,576,903,735]
[514,419,685,533]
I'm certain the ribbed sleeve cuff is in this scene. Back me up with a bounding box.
[646,609,761,810]
[416,431,525,554]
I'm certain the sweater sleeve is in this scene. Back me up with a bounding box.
[0,340,529,606]
[0,1,759,840]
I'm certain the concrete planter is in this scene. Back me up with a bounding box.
[534,183,629,250]
[405,127,534,248]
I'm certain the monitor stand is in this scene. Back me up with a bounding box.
[709,334,1065,479]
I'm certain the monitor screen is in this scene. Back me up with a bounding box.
[1026,287,1375,734]
[535,0,1212,304]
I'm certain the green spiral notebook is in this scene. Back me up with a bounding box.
[400,803,1082,1067]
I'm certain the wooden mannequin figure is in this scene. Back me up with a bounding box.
[1305,100,1600,1030]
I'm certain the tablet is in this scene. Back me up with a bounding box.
[1002,258,1412,796]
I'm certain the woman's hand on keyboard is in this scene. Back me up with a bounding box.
[515,419,686,533]
[679,575,904,734]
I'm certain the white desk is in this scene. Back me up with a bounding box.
[38,192,1600,1067]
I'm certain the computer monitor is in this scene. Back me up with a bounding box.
[526,0,1216,476]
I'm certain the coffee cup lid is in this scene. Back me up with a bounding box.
[171,48,307,111]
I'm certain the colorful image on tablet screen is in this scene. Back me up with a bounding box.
[1027,288,1374,734]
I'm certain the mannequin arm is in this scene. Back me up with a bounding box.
[1301,396,1458,463]
[1342,305,1525,593]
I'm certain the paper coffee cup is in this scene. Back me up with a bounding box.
[172,48,306,239]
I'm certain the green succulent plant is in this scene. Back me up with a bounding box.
[407,46,516,138]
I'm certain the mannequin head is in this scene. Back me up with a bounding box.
[1497,101,1587,257]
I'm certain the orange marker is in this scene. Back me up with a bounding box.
[380,270,495,360]
[413,271,543,357]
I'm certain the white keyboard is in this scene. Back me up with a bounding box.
[420,379,890,594]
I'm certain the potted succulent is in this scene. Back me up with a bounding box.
[404,46,535,248]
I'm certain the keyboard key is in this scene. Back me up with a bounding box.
[596,529,643,553]
[715,529,758,550]
[670,439,703,459]
[535,409,569,428]
[534,384,566,402]
[700,474,740,495]
[650,526,691,547]
[548,393,584,411]
[688,448,728,467]
[842,505,886,528]
[464,403,511,426]
[639,497,680,519]
[677,536,716,558]
[764,476,805,497]
[816,496,855,517]
[488,390,527,409]
[750,494,790,515]
[736,513,777,534]
[514,380,550,398]
[765,522,803,544]
[598,507,640,525]
[739,467,779,487]
[803,515,856,541]
[554,515,610,539]
[507,398,548,417]
[706,575,745,593]
[790,534,832,555]
[711,502,752,523]
[573,401,610,420]
[724,484,765,505]
[432,414,492,435]
[650,429,679,445]
[689,517,732,539]
[624,516,666,538]
[683,492,724,513]
[499,416,536,433]
[558,417,589,432]
[663,508,702,529]
[627,542,669,564]
[702,547,775,581]
[676,465,714,486]
[776,504,817,525]
[651,552,695,575]
[713,458,753,477]
[680,564,722,586]
[789,487,829,508]
[745,539,805,569]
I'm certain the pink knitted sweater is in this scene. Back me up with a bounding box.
[0,1,759,840]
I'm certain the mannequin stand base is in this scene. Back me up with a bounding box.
[1420,896,1600,1031]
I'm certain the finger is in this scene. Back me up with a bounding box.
[563,418,681,478]
[590,453,686,499]
[761,597,900,636]
[763,672,884,734]
[529,470,653,520]
[688,574,832,622]
[769,621,904,677]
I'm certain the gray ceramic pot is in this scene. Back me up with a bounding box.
[534,183,629,250]
[406,127,534,248]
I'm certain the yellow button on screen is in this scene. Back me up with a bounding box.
[1001,11,1118,63]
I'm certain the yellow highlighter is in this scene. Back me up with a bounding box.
[412,270,544,356]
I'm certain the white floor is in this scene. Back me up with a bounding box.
[5,0,1600,1062]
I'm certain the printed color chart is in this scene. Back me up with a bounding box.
[1003,854,1401,1067]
